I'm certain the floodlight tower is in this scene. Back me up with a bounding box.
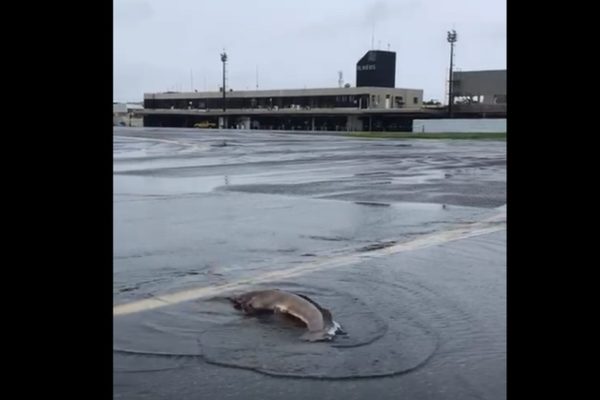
[221,51,228,112]
[447,29,457,117]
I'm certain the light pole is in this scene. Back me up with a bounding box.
[221,51,228,112]
[447,29,457,117]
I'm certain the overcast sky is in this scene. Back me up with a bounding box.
[114,0,505,103]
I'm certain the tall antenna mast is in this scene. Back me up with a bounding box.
[371,22,375,49]
[256,65,259,90]
[338,71,344,88]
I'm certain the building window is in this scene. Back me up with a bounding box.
[413,97,419,104]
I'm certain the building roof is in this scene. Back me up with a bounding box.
[144,86,423,100]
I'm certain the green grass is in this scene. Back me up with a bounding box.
[345,131,506,140]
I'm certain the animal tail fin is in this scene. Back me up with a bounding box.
[320,307,334,327]
[293,292,345,335]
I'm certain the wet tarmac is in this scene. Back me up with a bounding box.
[113,127,506,399]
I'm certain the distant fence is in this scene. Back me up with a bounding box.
[413,118,506,133]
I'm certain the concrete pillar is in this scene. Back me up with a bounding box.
[346,115,362,132]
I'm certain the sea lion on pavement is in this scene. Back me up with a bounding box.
[228,289,344,342]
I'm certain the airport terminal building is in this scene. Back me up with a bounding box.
[139,50,430,131]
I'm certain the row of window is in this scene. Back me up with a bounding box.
[145,94,420,109]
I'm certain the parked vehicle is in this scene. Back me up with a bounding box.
[194,121,217,128]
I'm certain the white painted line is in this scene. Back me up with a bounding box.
[114,135,209,151]
[114,212,506,317]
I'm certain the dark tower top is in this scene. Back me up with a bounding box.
[356,50,396,88]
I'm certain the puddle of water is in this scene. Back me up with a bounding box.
[114,283,437,379]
